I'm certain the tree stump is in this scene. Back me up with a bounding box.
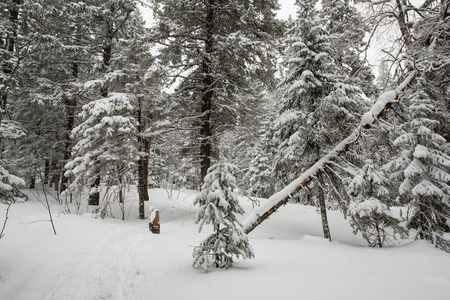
[149,207,160,234]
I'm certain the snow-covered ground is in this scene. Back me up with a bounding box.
[1,187,449,300]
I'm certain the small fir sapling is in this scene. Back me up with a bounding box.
[348,198,407,247]
[193,163,254,270]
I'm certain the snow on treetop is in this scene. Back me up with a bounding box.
[0,165,25,188]
[348,198,392,219]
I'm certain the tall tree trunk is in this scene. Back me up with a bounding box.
[395,0,413,48]
[89,21,113,206]
[61,90,76,192]
[199,0,216,184]
[51,159,59,191]
[88,176,101,206]
[44,159,50,184]
[137,98,150,219]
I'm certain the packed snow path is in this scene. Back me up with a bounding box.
[45,225,147,300]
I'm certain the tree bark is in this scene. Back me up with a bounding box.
[89,20,113,205]
[137,98,150,219]
[88,176,101,206]
[317,179,331,241]
[61,91,76,192]
[51,159,59,191]
[395,0,413,48]
[44,159,50,184]
[199,0,216,184]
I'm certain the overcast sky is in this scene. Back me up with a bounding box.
[277,0,297,20]
[139,0,424,75]
[140,0,297,25]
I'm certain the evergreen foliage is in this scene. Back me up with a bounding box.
[321,0,377,98]
[348,197,407,247]
[64,93,138,199]
[274,0,365,182]
[152,0,282,183]
[244,117,277,199]
[193,163,254,270]
[347,159,407,246]
[391,87,450,240]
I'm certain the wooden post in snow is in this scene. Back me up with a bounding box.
[149,207,160,234]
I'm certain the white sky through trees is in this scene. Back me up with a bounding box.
[139,0,297,24]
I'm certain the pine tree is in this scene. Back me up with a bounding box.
[274,0,363,180]
[391,87,450,241]
[153,0,282,184]
[274,0,365,240]
[109,10,167,218]
[244,117,277,199]
[320,0,377,98]
[64,93,138,218]
[193,162,254,270]
[348,198,407,247]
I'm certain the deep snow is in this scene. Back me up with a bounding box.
[1,187,449,300]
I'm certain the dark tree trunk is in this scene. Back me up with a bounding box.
[61,91,76,192]
[89,21,113,205]
[138,140,150,218]
[199,0,216,184]
[51,159,59,191]
[88,176,101,206]
[137,98,150,219]
[375,223,383,247]
[44,159,50,184]
[29,175,35,189]
[395,0,413,47]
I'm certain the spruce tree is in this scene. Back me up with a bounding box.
[391,87,450,241]
[193,162,254,270]
[274,0,363,180]
[244,117,277,199]
[64,93,138,217]
[274,0,365,240]
[320,0,377,98]
[152,0,282,184]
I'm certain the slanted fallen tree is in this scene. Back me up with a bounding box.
[242,71,417,234]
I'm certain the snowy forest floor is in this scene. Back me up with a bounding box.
[1,186,449,300]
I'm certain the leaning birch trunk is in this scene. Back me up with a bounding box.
[241,71,417,235]
[317,180,331,241]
